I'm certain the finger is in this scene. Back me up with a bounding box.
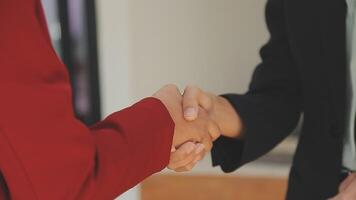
[194,143,206,156]
[169,142,196,163]
[168,153,196,170]
[175,161,199,172]
[187,144,206,164]
[176,153,205,172]
[192,147,206,162]
[339,173,356,192]
[183,86,201,121]
[201,135,213,152]
[171,144,206,172]
[168,142,197,170]
[208,120,221,141]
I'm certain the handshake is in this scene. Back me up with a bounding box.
[153,85,243,172]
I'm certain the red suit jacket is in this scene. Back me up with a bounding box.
[0,0,174,199]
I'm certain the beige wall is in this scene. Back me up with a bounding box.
[96,0,269,199]
[129,0,268,101]
[97,0,269,109]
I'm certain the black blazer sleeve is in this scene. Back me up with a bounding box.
[211,0,302,172]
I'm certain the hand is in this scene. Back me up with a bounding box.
[153,85,221,151]
[167,85,243,172]
[167,141,206,172]
[182,85,243,139]
[330,173,356,200]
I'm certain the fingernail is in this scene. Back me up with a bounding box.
[195,144,205,154]
[184,107,197,119]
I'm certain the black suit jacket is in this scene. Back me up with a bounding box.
[211,0,347,199]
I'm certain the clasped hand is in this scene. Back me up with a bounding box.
[153,84,242,172]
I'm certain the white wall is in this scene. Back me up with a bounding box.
[96,0,268,199]
[129,0,268,100]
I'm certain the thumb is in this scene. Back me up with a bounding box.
[183,86,201,121]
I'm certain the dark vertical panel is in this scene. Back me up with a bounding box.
[57,0,74,75]
[85,0,101,124]
[54,0,101,125]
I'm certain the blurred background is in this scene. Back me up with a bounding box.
[41,0,300,199]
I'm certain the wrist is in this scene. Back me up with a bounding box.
[212,96,243,139]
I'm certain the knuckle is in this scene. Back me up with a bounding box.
[185,85,198,91]
[183,97,197,106]
[185,85,202,97]
[163,84,180,93]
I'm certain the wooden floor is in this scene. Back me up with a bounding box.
[141,175,288,200]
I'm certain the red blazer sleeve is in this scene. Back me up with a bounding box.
[89,99,175,199]
[0,0,175,199]
[0,98,174,200]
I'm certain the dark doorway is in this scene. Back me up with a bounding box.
[42,0,101,125]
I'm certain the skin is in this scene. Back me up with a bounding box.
[152,85,221,154]
[167,85,243,171]
[330,173,356,200]
[169,85,356,199]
